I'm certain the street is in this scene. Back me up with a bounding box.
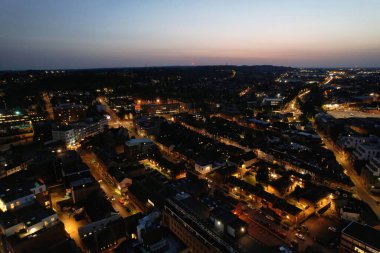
[318,132,380,220]
[80,151,136,218]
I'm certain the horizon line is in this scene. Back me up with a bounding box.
[1,64,380,72]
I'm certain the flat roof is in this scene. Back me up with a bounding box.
[0,202,55,229]
[342,221,380,250]
[0,170,42,203]
[125,138,153,145]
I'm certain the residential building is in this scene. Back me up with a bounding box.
[0,170,49,212]
[125,138,155,159]
[361,155,380,193]
[52,117,108,147]
[352,136,380,161]
[53,103,87,123]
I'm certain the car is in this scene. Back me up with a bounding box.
[295,233,305,240]
[328,226,337,232]
[276,231,287,239]
[279,246,293,253]
[74,213,84,221]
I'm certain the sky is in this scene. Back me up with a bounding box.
[1,0,380,70]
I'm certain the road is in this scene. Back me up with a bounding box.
[279,89,310,120]
[97,96,133,128]
[176,120,251,152]
[80,152,135,217]
[318,132,380,220]
[42,91,54,120]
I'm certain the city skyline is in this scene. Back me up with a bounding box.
[1,0,380,70]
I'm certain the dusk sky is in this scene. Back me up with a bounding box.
[1,0,380,70]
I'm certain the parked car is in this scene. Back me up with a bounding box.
[74,213,85,221]
[290,239,299,247]
[328,226,337,232]
[295,233,305,240]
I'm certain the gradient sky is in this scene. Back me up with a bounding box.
[1,0,380,70]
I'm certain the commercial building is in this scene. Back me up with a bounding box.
[340,221,380,253]
[0,113,34,150]
[140,103,180,116]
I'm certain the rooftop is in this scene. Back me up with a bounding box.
[0,170,43,203]
[0,202,56,229]
[342,221,380,250]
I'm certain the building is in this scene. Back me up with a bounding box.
[0,202,58,237]
[52,117,108,147]
[0,156,27,179]
[210,208,247,238]
[0,221,68,253]
[0,113,34,150]
[361,155,380,193]
[162,193,244,253]
[79,192,123,252]
[140,103,180,116]
[0,170,49,212]
[125,138,155,159]
[65,172,100,204]
[195,159,227,175]
[338,135,368,150]
[53,103,87,123]
[262,97,284,107]
[340,207,360,222]
[133,116,163,137]
[340,221,380,253]
[352,136,380,161]
[194,160,213,174]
